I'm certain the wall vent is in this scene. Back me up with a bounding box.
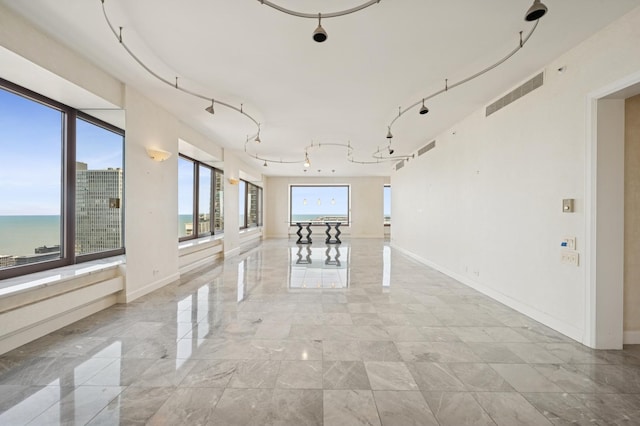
[395,160,405,171]
[418,140,436,156]
[486,72,543,117]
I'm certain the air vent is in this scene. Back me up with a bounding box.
[395,160,405,171]
[418,140,436,157]
[486,72,543,117]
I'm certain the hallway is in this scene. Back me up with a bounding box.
[1,239,639,425]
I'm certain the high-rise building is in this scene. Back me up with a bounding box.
[75,162,123,255]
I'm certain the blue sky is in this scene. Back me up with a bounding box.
[0,88,123,216]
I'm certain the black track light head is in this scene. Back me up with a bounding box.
[525,0,548,22]
[313,14,328,42]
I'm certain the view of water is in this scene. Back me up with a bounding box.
[0,216,61,256]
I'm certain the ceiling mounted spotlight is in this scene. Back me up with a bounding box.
[263,160,268,167]
[205,99,215,115]
[525,0,548,22]
[386,127,393,139]
[388,145,395,155]
[313,13,328,42]
[255,124,261,143]
[419,99,429,115]
[304,152,311,168]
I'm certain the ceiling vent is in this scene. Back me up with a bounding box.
[418,140,436,157]
[486,72,543,117]
[395,160,405,171]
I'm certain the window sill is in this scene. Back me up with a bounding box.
[0,255,125,299]
[178,233,223,250]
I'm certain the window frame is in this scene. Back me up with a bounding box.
[0,77,125,280]
[178,154,223,242]
[288,184,351,226]
[239,180,263,230]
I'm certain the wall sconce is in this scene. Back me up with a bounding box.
[146,147,172,162]
[228,178,240,185]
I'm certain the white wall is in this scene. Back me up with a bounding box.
[121,86,181,301]
[391,6,640,345]
[625,94,640,341]
[265,176,387,239]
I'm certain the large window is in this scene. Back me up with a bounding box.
[239,180,263,230]
[0,78,125,279]
[178,155,223,241]
[384,185,391,226]
[75,117,124,256]
[289,185,350,225]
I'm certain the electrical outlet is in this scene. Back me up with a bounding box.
[561,236,576,250]
[560,250,579,266]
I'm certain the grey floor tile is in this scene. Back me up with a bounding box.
[146,387,224,425]
[211,388,273,426]
[87,386,173,425]
[228,359,280,388]
[324,389,381,426]
[271,389,323,426]
[365,361,418,390]
[374,390,438,426]
[574,393,640,425]
[323,361,371,389]
[449,363,514,391]
[490,364,564,392]
[276,361,322,389]
[407,362,466,391]
[521,392,607,426]
[474,392,554,425]
[423,391,496,426]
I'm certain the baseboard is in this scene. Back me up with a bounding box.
[120,272,180,303]
[179,253,222,274]
[624,330,640,344]
[224,247,241,258]
[391,244,584,343]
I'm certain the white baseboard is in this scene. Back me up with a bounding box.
[624,330,640,344]
[224,247,241,258]
[121,272,180,303]
[391,244,584,343]
[180,254,222,274]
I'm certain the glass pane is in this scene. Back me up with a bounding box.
[247,184,259,227]
[178,157,195,238]
[238,181,246,229]
[290,186,349,225]
[198,165,212,236]
[75,118,124,255]
[0,87,63,270]
[384,185,391,225]
[214,169,224,233]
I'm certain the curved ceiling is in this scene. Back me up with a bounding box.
[3,0,640,176]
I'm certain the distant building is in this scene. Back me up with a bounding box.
[76,162,123,255]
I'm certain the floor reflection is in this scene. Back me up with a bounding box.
[289,244,349,289]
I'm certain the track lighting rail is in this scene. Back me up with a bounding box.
[388,20,539,131]
[100,0,261,136]
[257,0,381,19]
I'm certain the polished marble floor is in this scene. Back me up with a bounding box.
[1,239,640,425]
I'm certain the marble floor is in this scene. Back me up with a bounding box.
[1,239,640,425]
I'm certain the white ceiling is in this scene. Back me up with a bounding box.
[3,0,640,176]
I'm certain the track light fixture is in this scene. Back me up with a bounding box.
[385,1,547,140]
[263,160,268,167]
[304,152,311,168]
[388,145,394,155]
[258,1,382,42]
[205,99,215,115]
[525,0,548,22]
[313,14,328,42]
[101,1,261,143]
[419,99,429,115]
